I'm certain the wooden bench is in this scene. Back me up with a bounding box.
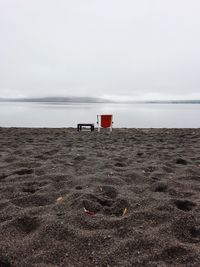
[77,123,94,132]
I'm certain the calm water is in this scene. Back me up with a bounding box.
[0,102,200,128]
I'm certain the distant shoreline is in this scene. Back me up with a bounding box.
[1,97,200,104]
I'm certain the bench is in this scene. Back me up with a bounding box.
[77,123,94,132]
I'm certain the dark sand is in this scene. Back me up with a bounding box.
[0,128,200,267]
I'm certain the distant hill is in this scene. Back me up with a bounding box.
[0,97,200,104]
[0,97,112,103]
[118,100,200,104]
[144,100,200,104]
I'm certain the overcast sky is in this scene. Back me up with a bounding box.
[0,0,200,100]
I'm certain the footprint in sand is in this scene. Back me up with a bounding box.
[152,182,168,192]
[74,155,86,162]
[159,245,190,262]
[0,168,34,180]
[173,199,196,211]
[83,197,129,217]
[14,168,34,176]
[114,162,127,167]
[114,157,128,168]
[175,158,188,165]
[81,186,129,217]
[22,187,38,194]
[12,194,52,208]
[75,186,83,190]
[21,181,47,194]
[11,216,40,234]
[172,216,200,243]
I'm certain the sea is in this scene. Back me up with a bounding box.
[0,101,200,128]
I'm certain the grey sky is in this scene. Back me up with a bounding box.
[0,0,200,100]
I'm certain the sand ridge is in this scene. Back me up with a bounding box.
[0,128,200,266]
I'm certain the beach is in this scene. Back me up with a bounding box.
[0,127,200,266]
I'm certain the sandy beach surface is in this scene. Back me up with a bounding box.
[0,127,200,267]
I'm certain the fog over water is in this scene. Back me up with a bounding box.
[0,102,200,128]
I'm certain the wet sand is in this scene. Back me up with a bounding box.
[0,127,200,266]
